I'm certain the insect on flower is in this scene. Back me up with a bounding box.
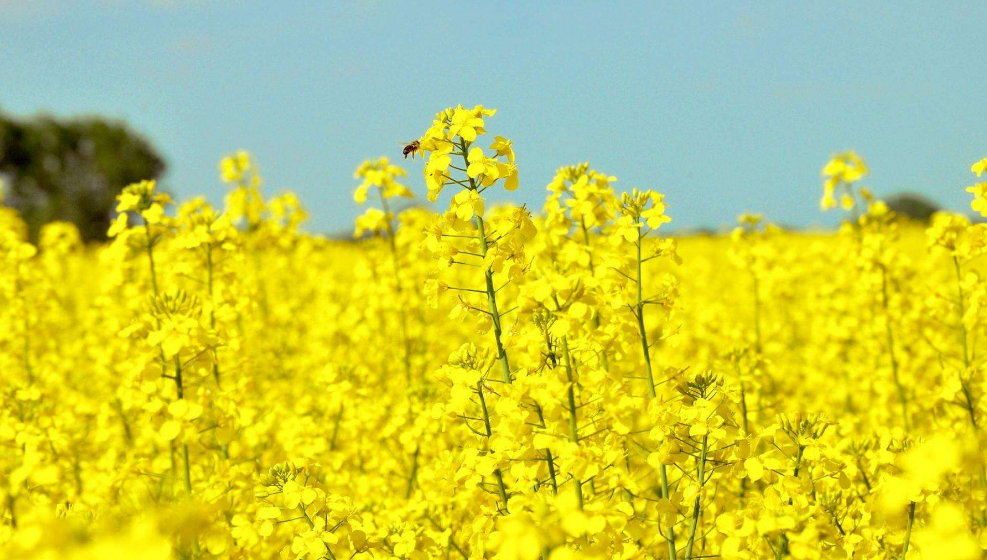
[401,139,420,160]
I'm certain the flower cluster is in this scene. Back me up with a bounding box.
[820,150,869,211]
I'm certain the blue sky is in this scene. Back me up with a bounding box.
[1,0,985,234]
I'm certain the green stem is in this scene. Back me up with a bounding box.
[538,332,561,496]
[631,221,675,560]
[684,435,709,560]
[298,506,337,560]
[474,213,512,383]
[206,244,221,386]
[173,356,193,497]
[329,404,343,451]
[739,376,750,503]
[174,357,199,558]
[144,222,199,557]
[880,266,909,430]
[458,139,512,384]
[659,464,676,560]
[546,449,559,495]
[451,139,514,512]
[561,337,583,509]
[6,494,15,528]
[635,228,657,398]
[901,502,915,559]
[476,380,509,511]
[113,398,133,444]
[405,446,420,498]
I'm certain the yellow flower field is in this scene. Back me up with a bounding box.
[3,105,987,560]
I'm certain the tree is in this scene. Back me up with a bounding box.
[884,192,941,222]
[0,111,166,242]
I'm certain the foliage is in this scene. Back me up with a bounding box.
[884,194,942,223]
[0,111,166,242]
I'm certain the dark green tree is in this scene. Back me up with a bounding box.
[0,111,166,242]
[884,193,941,222]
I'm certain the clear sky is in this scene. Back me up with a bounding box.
[1,0,985,235]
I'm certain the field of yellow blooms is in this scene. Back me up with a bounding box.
[4,105,987,560]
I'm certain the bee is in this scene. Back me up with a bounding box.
[401,140,421,160]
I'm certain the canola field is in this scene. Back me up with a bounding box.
[4,105,987,560]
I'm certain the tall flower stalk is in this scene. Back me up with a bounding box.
[418,105,529,514]
[609,188,677,559]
